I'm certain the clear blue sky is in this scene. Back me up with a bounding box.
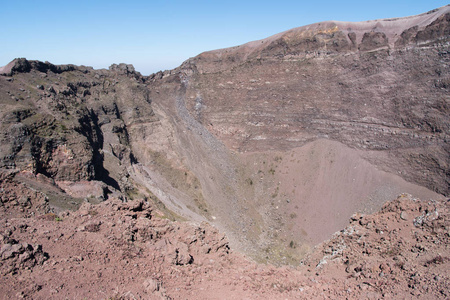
[1,0,448,75]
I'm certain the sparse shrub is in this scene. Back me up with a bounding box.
[40,212,57,221]
[424,255,446,267]
[39,213,63,222]
[381,246,401,258]
[85,223,100,232]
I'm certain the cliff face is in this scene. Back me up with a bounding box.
[175,6,449,196]
[0,6,449,264]
[148,6,449,260]
[0,60,157,211]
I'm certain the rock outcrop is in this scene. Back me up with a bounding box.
[0,5,449,299]
[0,5,448,271]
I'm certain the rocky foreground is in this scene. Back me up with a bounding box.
[0,6,448,264]
[1,168,448,299]
[0,5,449,299]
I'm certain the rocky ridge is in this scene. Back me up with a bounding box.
[0,5,449,298]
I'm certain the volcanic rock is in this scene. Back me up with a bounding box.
[0,5,449,299]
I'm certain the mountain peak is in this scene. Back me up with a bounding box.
[183,5,450,74]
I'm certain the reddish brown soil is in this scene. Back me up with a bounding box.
[1,183,448,299]
[0,6,449,299]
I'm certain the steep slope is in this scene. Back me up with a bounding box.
[144,5,449,261]
[0,61,152,208]
[175,5,449,195]
[0,6,449,266]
